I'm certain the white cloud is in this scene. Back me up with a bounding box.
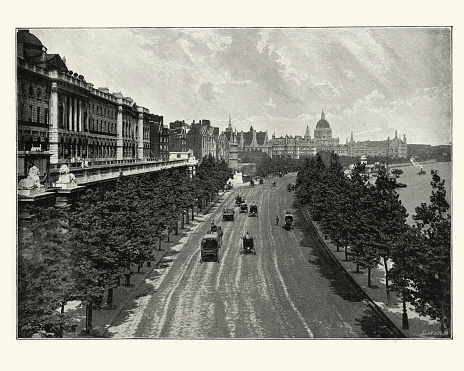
[265,97,276,108]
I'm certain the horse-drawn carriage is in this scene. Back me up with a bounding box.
[200,233,221,263]
[235,195,243,206]
[248,204,258,217]
[240,202,248,213]
[210,223,224,239]
[283,212,294,230]
[222,208,235,221]
[240,233,256,255]
[259,178,264,185]
[250,179,255,188]
[271,180,276,187]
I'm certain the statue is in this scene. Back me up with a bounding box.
[18,166,43,190]
[55,164,76,188]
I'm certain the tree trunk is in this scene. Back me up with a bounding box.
[60,302,65,338]
[181,213,185,229]
[137,261,142,273]
[356,264,360,273]
[175,221,179,235]
[191,205,194,221]
[186,208,190,224]
[367,267,372,288]
[383,257,389,293]
[107,288,113,307]
[85,302,93,334]
[344,245,349,261]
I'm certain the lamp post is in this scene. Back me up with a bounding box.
[402,293,409,330]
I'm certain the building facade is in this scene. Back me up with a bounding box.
[169,120,188,153]
[17,29,165,182]
[237,126,271,156]
[348,130,407,158]
[186,119,217,162]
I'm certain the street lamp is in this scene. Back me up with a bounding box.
[402,292,409,330]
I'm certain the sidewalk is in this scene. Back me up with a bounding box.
[63,190,232,338]
[300,207,448,338]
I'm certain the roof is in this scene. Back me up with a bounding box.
[256,132,267,145]
[202,234,219,240]
[316,119,330,129]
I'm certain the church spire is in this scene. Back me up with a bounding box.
[321,109,325,120]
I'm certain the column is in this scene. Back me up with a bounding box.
[73,97,78,132]
[78,99,83,132]
[137,108,144,159]
[62,94,67,129]
[68,96,72,131]
[116,100,123,160]
[49,82,59,164]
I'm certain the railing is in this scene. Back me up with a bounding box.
[48,158,197,185]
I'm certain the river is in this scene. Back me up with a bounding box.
[390,161,452,225]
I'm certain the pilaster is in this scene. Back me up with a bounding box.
[49,82,59,164]
[116,100,123,160]
[137,108,144,159]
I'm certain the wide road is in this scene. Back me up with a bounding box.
[106,175,397,338]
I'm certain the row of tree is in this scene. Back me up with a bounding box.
[296,153,451,335]
[18,155,233,337]
[255,155,303,178]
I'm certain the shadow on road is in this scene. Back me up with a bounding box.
[295,210,365,303]
[354,307,397,338]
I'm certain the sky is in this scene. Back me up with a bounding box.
[31,27,452,146]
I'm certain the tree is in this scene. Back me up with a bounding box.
[18,206,77,338]
[408,170,451,334]
[68,189,127,334]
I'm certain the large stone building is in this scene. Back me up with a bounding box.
[169,120,188,153]
[237,126,271,156]
[268,110,407,159]
[348,130,407,158]
[17,29,165,182]
[186,119,217,162]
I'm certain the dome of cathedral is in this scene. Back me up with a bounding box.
[316,110,330,129]
[316,119,330,129]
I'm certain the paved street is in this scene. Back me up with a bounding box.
[106,175,397,338]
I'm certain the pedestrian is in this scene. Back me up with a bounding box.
[276,215,279,226]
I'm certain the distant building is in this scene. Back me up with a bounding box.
[237,126,271,156]
[223,116,238,170]
[169,120,188,153]
[149,114,169,161]
[186,119,216,162]
[267,110,407,159]
[349,130,407,158]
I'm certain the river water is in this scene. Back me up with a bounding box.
[390,161,452,225]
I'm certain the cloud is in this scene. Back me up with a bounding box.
[265,97,276,108]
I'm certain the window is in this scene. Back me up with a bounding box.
[29,85,33,96]
[29,105,32,121]
[37,107,41,123]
